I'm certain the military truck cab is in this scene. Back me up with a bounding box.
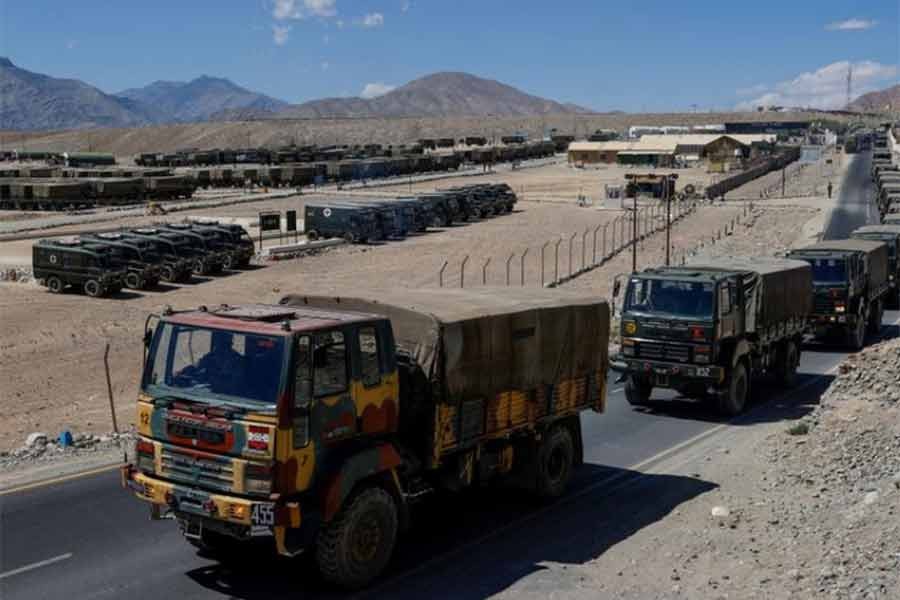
[159,223,226,274]
[788,240,890,349]
[612,258,811,415]
[80,232,162,290]
[851,225,900,309]
[33,238,126,297]
[303,202,379,243]
[122,228,195,282]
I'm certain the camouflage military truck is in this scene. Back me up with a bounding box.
[611,257,812,415]
[788,240,890,349]
[33,239,125,297]
[80,232,163,290]
[120,228,194,283]
[851,224,900,309]
[158,224,226,275]
[122,288,609,589]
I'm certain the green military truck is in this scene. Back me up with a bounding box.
[611,257,812,415]
[122,288,609,589]
[80,232,162,290]
[788,240,890,349]
[33,239,126,297]
[851,225,900,309]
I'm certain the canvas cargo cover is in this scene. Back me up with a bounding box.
[791,240,889,289]
[687,256,812,327]
[281,288,610,400]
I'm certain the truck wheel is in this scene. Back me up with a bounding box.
[160,265,176,283]
[46,276,64,293]
[343,232,355,244]
[718,362,749,416]
[222,254,234,270]
[867,300,883,335]
[535,425,575,499]
[193,260,206,275]
[306,230,319,241]
[776,340,799,388]
[624,375,652,406]
[848,316,866,351]
[124,272,142,290]
[83,279,103,298]
[316,486,398,590]
[431,215,444,228]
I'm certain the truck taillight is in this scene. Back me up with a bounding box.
[690,326,706,341]
[136,439,155,472]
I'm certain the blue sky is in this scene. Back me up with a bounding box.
[1,0,897,111]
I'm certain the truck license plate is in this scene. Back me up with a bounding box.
[251,503,275,526]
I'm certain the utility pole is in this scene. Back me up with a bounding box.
[665,176,672,266]
[632,193,638,273]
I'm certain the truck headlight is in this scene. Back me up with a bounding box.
[136,439,155,473]
[835,304,846,313]
[694,346,711,364]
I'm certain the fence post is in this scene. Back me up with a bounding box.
[506,253,514,286]
[593,223,602,264]
[568,232,576,277]
[541,241,550,286]
[439,260,448,287]
[581,228,588,271]
[520,248,529,286]
[104,343,118,434]
[554,238,562,283]
[482,257,491,285]
[460,255,469,288]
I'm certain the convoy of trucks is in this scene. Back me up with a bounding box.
[121,288,609,588]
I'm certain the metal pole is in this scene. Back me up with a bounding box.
[568,232,576,277]
[520,248,529,285]
[104,343,118,434]
[554,238,562,283]
[482,257,491,285]
[581,229,588,270]
[632,194,638,273]
[541,241,550,286]
[460,255,469,288]
[602,222,609,259]
[593,223,602,264]
[506,253,514,286]
[665,178,672,266]
[439,260,448,287]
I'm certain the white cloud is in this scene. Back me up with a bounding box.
[272,0,337,20]
[735,60,898,110]
[401,1,411,12]
[272,24,291,45]
[825,18,878,31]
[361,82,396,98]
[360,12,384,27]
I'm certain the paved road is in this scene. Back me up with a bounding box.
[823,152,879,240]
[1,154,892,599]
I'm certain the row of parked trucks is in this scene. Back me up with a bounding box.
[303,183,518,243]
[32,222,255,297]
[0,174,196,210]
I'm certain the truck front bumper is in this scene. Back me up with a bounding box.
[121,465,302,555]
[612,355,725,387]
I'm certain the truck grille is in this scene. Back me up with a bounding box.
[814,296,835,313]
[636,341,690,362]
[159,445,235,492]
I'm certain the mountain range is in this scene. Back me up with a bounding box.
[848,84,900,112]
[0,58,590,131]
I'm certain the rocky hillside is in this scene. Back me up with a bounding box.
[849,84,900,112]
[117,76,288,123]
[277,72,590,119]
[0,57,153,130]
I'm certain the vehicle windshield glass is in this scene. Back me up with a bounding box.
[143,323,285,408]
[624,277,715,318]
[804,258,847,284]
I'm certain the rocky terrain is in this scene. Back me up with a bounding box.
[849,84,900,113]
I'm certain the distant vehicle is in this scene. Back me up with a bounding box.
[850,224,900,309]
[32,238,125,297]
[79,232,162,290]
[119,229,194,283]
[611,257,812,415]
[303,202,379,243]
[187,222,255,269]
[159,223,228,274]
[788,240,890,349]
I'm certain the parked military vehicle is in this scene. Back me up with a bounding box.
[336,199,407,238]
[416,191,463,225]
[611,257,812,415]
[788,240,890,349]
[120,229,194,283]
[186,222,254,269]
[851,224,900,309]
[33,239,126,297]
[122,287,609,588]
[304,202,379,243]
[157,224,226,275]
[80,232,163,290]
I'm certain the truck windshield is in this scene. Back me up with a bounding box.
[804,258,847,284]
[624,278,714,318]
[143,323,286,408]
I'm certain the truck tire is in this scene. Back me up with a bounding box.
[46,276,64,293]
[222,254,234,270]
[316,486,398,590]
[306,230,319,241]
[848,315,866,351]
[193,260,207,275]
[624,375,652,407]
[718,362,749,416]
[534,425,575,499]
[431,215,444,228]
[343,232,355,244]
[83,279,103,298]
[124,272,142,290]
[160,265,176,283]
[867,300,883,336]
[775,340,799,388]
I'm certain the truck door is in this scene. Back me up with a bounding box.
[351,323,399,435]
[310,330,355,443]
[718,281,737,338]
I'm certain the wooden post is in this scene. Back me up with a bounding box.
[104,343,118,434]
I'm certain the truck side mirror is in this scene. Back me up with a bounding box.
[612,280,622,299]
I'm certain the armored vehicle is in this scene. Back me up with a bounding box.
[788,240,890,349]
[80,232,163,290]
[120,228,194,283]
[33,238,125,297]
[303,202,379,243]
[123,287,609,589]
[612,257,812,415]
[850,224,900,309]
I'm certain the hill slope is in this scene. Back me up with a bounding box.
[117,76,289,123]
[278,72,590,119]
[0,57,153,130]
[849,84,900,112]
